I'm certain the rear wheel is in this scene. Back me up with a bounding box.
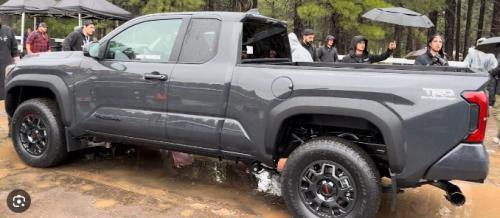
[281,137,381,218]
[11,98,67,167]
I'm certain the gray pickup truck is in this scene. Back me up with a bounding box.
[4,12,490,217]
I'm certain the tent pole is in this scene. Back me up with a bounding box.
[78,13,82,26]
[115,20,119,28]
[33,17,36,30]
[21,12,25,53]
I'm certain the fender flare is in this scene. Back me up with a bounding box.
[6,74,73,126]
[265,96,406,173]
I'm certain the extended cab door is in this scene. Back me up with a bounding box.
[75,16,189,141]
[166,17,231,150]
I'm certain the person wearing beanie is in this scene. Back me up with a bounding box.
[317,35,339,62]
[301,28,318,61]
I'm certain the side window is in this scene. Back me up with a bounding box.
[105,19,182,62]
[178,19,221,64]
[241,21,290,61]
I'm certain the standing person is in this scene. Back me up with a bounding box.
[288,33,313,62]
[317,35,339,62]
[0,22,20,100]
[62,20,96,51]
[342,35,396,64]
[26,22,51,54]
[491,64,500,146]
[464,38,498,105]
[301,29,318,61]
[464,38,498,71]
[414,34,449,66]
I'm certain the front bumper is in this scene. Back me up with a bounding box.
[425,143,489,182]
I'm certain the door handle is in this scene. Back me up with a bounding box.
[95,113,121,121]
[144,72,168,81]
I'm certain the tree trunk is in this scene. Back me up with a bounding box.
[445,0,456,60]
[492,0,500,36]
[394,25,403,57]
[455,0,462,60]
[476,0,486,39]
[205,0,215,11]
[326,13,344,53]
[230,0,237,11]
[252,0,258,8]
[270,0,276,16]
[427,11,438,39]
[406,27,414,53]
[291,0,303,37]
[463,0,474,58]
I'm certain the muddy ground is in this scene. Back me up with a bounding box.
[1,101,500,218]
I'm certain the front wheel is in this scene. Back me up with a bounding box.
[11,98,67,167]
[281,137,381,218]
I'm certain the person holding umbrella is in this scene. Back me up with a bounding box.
[415,34,448,66]
[341,35,396,64]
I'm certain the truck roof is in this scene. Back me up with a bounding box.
[137,11,286,24]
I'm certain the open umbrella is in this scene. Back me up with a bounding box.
[405,48,427,59]
[0,0,57,52]
[476,37,500,55]
[362,7,434,28]
[51,0,132,26]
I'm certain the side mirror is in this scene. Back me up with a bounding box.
[83,42,101,58]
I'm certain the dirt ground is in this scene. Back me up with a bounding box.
[1,100,500,218]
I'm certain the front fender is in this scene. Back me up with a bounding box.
[6,74,73,126]
[266,96,406,173]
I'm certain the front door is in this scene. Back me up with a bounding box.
[75,17,188,141]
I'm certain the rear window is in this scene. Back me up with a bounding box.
[241,20,291,63]
[179,19,221,64]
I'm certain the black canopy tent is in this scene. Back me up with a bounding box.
[51,0,132,26]
[0,0,57,51]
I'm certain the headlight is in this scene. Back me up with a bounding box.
[5,64,16,78]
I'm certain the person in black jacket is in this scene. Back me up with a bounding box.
[62,20,95,51]
[317,35,339,62]
[301,28,318,61]
[414,34,449,66]
[0,23,20,100]
[342,35,396,63]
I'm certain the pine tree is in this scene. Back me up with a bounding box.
[463,0,474,58]
[455,0,462,60]
[492,0,500,36]
[476,0,486,39]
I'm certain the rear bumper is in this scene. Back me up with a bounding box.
[425,143,489,182]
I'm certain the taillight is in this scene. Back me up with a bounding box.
[462,91,488,143]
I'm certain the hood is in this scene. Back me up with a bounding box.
[22,51,76,60]
[288,32,313,62]
[288,33,301,53]
[77,27,85,36]
[18,51,82,67]
[324,35,335,47]
[349,35,368,56]
[325,35,335,42]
